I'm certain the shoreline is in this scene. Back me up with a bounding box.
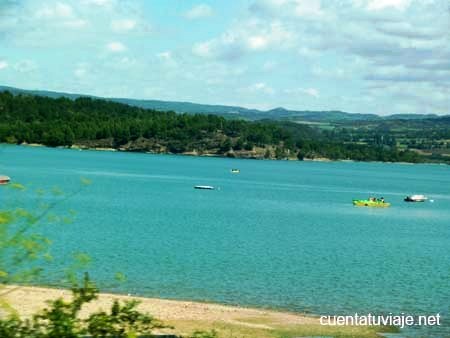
[2,285,396,338]
[3,142,448,166]
[2,284,318,323]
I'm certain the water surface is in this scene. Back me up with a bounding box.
[1,145,449,337]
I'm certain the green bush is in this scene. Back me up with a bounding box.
[0,273,166,338]
[189,330,219,338]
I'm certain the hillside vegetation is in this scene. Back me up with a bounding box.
[0,90,445,163]
[0,85,442,122]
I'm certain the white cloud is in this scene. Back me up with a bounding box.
[184,4,214,19]
[0,60,8,70]
[74,63,89,78]
[247,35,268,50]
[192,19,295,59]
[187,0,447,113]
[64,19,88,28]
[366,0,411,11]
[1,0,448,114]
[157,51,178,68]
[243,82,275,95]
[285,87,320,98]
[192,41,213,57]
[293,0,323,17]
[249,0,325,19]
[364,64,450,84]
[36,2,74,19]
[312,66,346,79]
[81,0,114,6]
[111,19,136,32]
[107,41,127,53]
[14,60,37,73]
[32,2,89,30]
[157,51,172,60]
[109,56,137,70]
[363,81,448,113]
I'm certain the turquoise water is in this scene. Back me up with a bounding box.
[1,145,449,337]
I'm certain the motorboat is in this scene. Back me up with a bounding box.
[194,185,215,190]
[404,195,427,202]
[353,198,390,207]
[0,175,10,185]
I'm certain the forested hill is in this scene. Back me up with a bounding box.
[0,90,433,163]
[0,85,443,122]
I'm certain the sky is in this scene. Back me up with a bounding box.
[0,0,449,115]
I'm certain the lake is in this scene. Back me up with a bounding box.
[1,145,449,337]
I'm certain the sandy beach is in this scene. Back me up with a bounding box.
[2,285,392,338]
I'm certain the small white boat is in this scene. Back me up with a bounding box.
[231,169,240,173]
[404,194,427,202]
[0,175,10,185]
[194,185,215,190]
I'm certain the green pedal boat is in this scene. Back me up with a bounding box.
[353,198,390,207]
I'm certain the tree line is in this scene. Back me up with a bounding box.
[0,91,424,163]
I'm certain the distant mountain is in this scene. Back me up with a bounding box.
[0,85,443,122]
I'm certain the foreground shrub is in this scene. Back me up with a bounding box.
[189,330,219,338]
[0,273,166,338]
